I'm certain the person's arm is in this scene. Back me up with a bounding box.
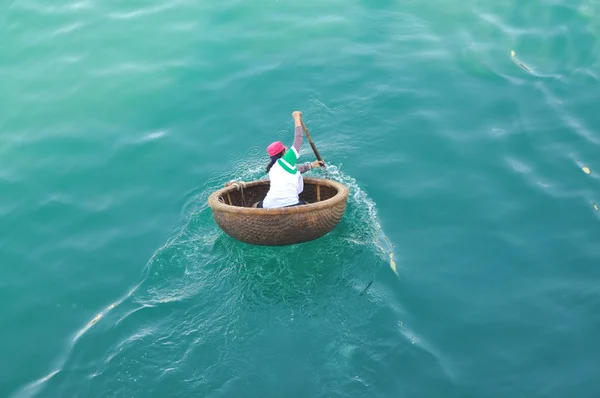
[297,163,311,173]
[291,111,303,154]
[298,160,325,174]
[281,111,304,167]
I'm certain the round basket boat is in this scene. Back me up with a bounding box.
[208,178,349,246]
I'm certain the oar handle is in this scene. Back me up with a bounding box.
[300,120,324,163]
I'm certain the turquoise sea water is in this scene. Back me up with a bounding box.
[2,0,600,396]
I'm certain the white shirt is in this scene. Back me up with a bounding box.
[262,147,304,208]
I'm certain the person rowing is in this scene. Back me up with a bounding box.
[254,111,325,208]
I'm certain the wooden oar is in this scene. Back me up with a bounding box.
[300,120,324,164]
[300,120,328,189]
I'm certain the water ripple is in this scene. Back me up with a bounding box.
[51,21,84,36]
[16,0,95,15]
[105,2,177,20]
[5,0,600,397]
[477,11,570,38]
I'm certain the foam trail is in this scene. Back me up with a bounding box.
[199,153,396,273]
[336,165,394,260]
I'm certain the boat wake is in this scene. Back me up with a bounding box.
[14,159,396,398]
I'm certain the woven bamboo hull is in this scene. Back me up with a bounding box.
[208,178,349,246]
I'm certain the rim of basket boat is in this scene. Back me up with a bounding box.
[208,178,349,215]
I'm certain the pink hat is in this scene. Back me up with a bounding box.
[267,141,286,156]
